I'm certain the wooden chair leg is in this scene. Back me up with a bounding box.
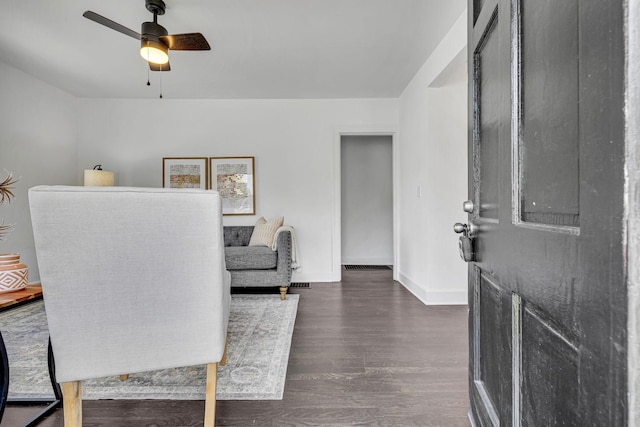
[204,363,217,427]
[279,286,287,300]
[62,381,82,427]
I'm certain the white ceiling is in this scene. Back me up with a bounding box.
[0,0,466,99]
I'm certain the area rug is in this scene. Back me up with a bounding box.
[0,294,298,400]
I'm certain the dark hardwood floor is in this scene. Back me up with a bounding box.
[3,269,470,426]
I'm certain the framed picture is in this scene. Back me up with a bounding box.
[210,156,255,215]
[162,157,209,189]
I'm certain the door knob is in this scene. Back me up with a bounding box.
[455,200,477,262]
[454,218,476,262]
[454,221,477,238]
[453,223,468,234]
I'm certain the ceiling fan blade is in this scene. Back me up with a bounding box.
[83,11,141,40]
[149,61,171,72]
[160,33,210,51]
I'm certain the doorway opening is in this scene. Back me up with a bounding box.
[340,134,394,276]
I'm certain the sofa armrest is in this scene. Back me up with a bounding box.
[275,230,293,284]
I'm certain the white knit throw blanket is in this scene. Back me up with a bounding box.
[272,225,300,269]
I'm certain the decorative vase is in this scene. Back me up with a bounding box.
[0,253,28,293]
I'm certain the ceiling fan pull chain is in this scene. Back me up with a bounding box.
[159,69,163,99]
[146,47,151,86]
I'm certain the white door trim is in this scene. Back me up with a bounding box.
[332,125,400,282]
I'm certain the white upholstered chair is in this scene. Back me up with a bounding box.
[29,186,231,427]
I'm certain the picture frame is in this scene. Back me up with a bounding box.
[210,156,255,215]
[162,157,209,189]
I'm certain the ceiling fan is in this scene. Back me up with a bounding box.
[83,0,211,72]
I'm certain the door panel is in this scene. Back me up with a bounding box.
[472,272,510,426]
[475,8,500,221]
[467,0,627,425]
[517,0,580,228]
[478,275,503,404]
[519,302,579,426]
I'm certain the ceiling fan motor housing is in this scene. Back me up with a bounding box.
[141,21,168,38]
[140,21,169,64]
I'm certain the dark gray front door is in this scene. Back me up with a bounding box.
[466,0,627,425]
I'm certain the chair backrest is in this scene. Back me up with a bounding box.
[29,186,230,384]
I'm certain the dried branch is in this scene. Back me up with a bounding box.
[0,171,18,205]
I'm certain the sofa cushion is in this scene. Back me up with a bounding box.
[224,226,253,246]
[249,216,284,247]
[224,245,278,270]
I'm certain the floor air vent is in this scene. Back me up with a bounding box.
[343,265,392,271]
[290,282,310,288]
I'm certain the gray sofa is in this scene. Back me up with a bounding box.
[223,225,293,300]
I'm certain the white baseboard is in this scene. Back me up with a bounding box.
[291,270,334,283]
[399,273,467,305]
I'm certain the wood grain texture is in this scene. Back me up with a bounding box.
[204,363,217,427]
[0,285,42,310]
[62,381,82,427]
[3,270,470,426]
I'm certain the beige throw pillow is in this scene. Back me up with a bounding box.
[249,216,284,247]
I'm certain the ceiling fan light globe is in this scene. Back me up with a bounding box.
[140,40,169,65]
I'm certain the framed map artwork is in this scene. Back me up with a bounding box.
[210,156,255,215]
[162,157,209,189]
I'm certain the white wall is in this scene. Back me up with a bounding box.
[341,135,393,265]
[0,10,469,303]
[75,98,398,282]
[0,61,78,283]
[397,10,468,304]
